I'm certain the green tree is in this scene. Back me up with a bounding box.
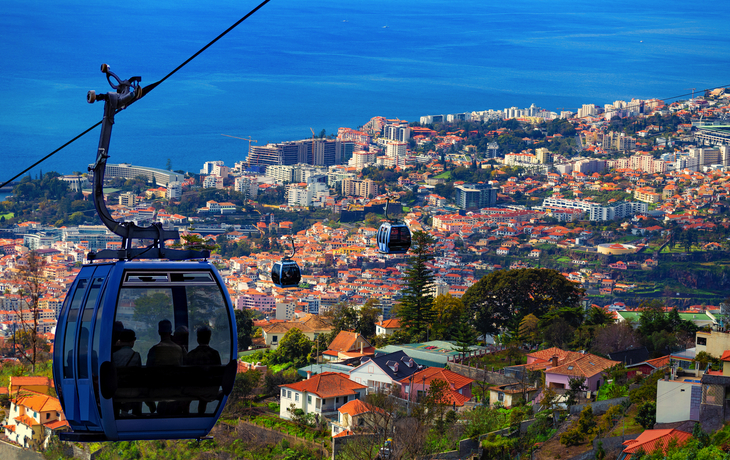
[452,311,477,355]
[399,231,435,341]
[518,314,539,348]
[635,401,656,429]
[566,377,587,407]
[430,294,464,340]
[227,369,261,413]
[271,328,313,368]
[462,268,584,338]
[234,308,255,351]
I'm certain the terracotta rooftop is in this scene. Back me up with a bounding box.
[547,353,620,379]
[621,429,692,459]
[280,372,366,399]
[338,399,385,417]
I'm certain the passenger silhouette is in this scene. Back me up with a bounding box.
[186,326,221,366]
[146,320,184,415]
[186,326,222,414]
[112,328,142,416]
[146,319,183,366]
[172,325,190,360]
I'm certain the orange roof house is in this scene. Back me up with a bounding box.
[331,399,388,437]
[322,331,375,361]
[398,367,474,408]
[278,372,367,420]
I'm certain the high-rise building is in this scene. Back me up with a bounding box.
[455,183,497,209]
[342,178,378,198]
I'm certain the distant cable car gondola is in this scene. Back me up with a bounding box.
[271,236,301,288]
[376,199,411,254]
[52,65,237,441]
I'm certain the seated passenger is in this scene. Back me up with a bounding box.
[146,319,183,367]
[112,328,142,416]
[146,320,184,415]
[186,326,222,414]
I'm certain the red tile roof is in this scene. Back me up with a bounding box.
[338,399,386,417]
[281,372,366,399]
[398,367,474,389]
[621,429,692,459]
[547,354,620,379]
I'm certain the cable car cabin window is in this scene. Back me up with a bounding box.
[110,272,233,419]
[62,279,89,379]
[76,277,105,379]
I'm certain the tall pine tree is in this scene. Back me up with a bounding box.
[399,231,435,342]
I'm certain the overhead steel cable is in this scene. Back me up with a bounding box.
[0,0,272,189]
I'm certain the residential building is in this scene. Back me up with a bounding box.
[118,192,138,207]
[489,383,540,408]
[2,377,68,449]
[375,318,401,337]
[322,331,375,362]
[398,367,474,409]
[348,351,421,393]
[695,329,730,358]
[342,178,378,198]
[331,399,387,437]
[656,378,701,424]
[455,183,497,209]
[279,372,367,420]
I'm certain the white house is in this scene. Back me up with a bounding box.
[348,351,421,393]
[279,372,367,420]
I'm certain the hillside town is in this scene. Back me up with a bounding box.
[3,89,730,459]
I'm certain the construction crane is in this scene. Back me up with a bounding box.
[221,134,258,165]
[685,88,696,100]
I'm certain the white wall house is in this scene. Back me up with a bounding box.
[279,372,367,420]
[348,351,421,393]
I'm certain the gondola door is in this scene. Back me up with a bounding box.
[55,264,110,435]
[76,266,110,429]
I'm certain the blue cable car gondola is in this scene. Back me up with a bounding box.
[52,65,237,441]
[376,200,411,254]
[271,236,301,288]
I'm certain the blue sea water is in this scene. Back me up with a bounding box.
[1,0,729,177]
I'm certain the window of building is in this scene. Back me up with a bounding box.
[282,389,286,397]
[295,393,299,402]
[288,391,292,399]
[308,395,312,404]
[697,337,707,346]
[498,392,504,402]
[272,335,278,343]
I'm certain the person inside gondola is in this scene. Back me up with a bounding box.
[186,326,222,414]
[112,328,142,416]
[172,326,190,358]
[146,320,184,366]
[281,265,297,285]
[146,319,184,415]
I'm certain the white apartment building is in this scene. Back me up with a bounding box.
[266,165,294,184]
[349,151,377,169]
[541,198,647,222]
[234,176,259,199]
[166,181,182,200]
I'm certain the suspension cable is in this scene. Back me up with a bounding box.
[0,0,272,189]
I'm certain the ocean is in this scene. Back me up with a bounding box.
[1,0,729,177]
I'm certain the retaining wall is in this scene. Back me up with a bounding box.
[569,397,629,416]
[0,441,44,460]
